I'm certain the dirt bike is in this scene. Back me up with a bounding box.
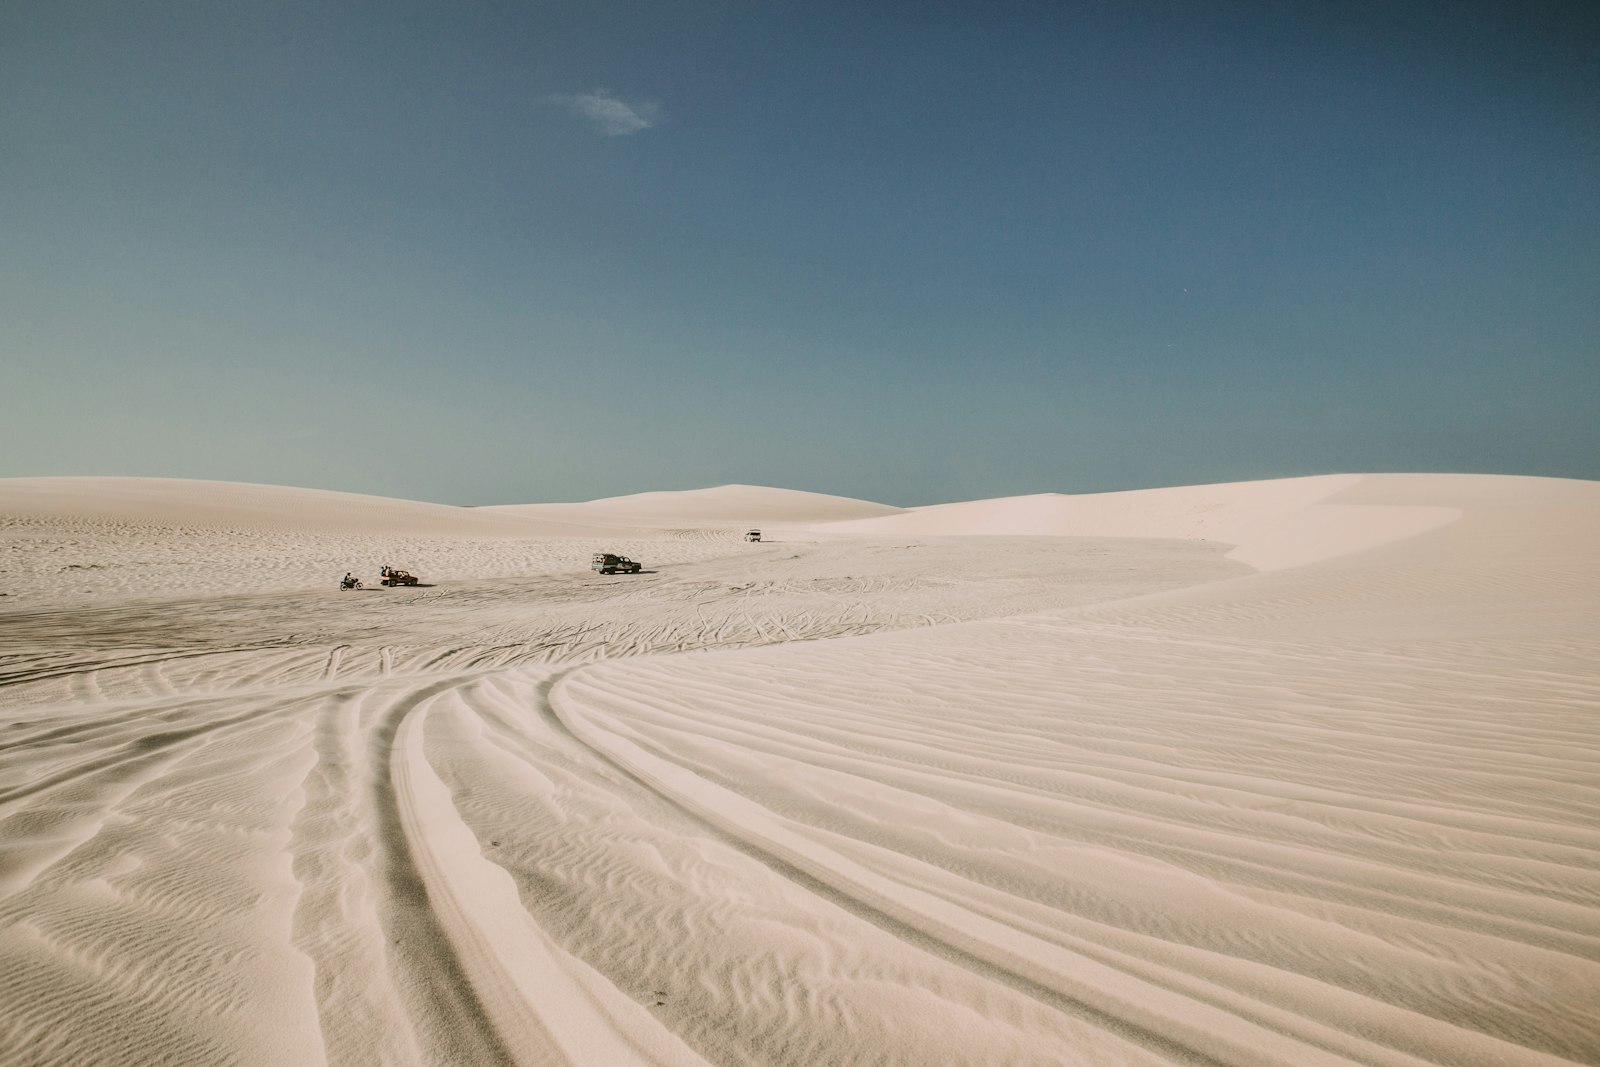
[340,576,362,590]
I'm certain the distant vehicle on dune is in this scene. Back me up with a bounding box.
[379,565,420,587]
[591,553,642,574]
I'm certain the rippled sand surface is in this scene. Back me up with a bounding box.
[1,474,1595,1066]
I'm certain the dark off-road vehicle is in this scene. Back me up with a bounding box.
[380,566,420,587]
[591,553,642,575]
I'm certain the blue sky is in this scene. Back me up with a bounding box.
[3,0,1596,506]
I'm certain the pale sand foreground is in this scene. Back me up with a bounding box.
[0,474,1596,1066]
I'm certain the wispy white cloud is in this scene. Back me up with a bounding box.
[551,91,663,136]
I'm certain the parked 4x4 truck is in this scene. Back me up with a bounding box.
[591,553,642,575]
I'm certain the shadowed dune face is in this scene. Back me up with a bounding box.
[1,473,1597,1066]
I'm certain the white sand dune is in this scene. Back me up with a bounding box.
[483,483,904,530]
[0,478,886,604]
[816,473,1466,570]
[0,477,590,536]
[1,473,1596,1066]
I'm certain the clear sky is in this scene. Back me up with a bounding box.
[4,1,1596,506]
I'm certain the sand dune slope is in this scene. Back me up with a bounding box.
[549,475,1600,1065]
[818,473,1466,569]
[0,477,597,536]
[0,473,1595,1066]
[483,483,904,530]
[0,479,848,603]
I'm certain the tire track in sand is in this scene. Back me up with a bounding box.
[360,673,710,1067]
[533,668,1253,1067]
[363,675,523,1067]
